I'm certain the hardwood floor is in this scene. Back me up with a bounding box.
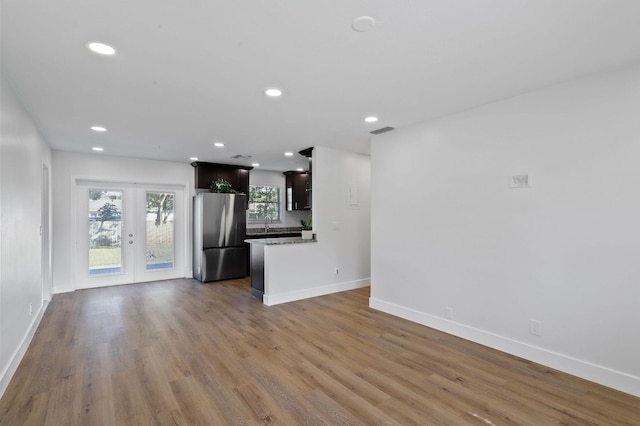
[1,278,638,425]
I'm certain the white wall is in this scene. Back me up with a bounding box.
[52,151,194,293]
[0,77,52,396]
[370,64,640,397]
[262,146,371,305]
[248,169,308,229]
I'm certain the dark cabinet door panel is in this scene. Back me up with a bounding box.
[284,171,312,211]
[192,162,251,194]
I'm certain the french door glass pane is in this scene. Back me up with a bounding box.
[89,190,123,275]
[146,192,174,270]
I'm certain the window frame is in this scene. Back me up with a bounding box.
[247,185,281,223]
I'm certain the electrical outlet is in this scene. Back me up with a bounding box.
[29,302,33,316]
[445,307,454,320]
[530,319,542,336]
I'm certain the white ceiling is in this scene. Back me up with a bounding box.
[3,1,640,171]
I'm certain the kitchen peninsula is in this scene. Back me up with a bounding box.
[244,147,370,308]
[245,237,317,304]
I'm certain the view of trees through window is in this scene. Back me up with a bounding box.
[248,185,280,221]
[89,190,123,275]
[88,189,175,275]
[145,192,175,270]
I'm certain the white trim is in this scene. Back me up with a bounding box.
[369,297,640,398]
[0,300,49,399]
[42,163,53,300]
[264,279,370,306]
[75,177,187,190]
[70,176,190,291]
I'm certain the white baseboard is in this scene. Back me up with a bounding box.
[369,297,640,398]
[264,279,370,306]
[0,299,49,399]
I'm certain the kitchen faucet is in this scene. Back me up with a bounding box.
[264,216,271,233]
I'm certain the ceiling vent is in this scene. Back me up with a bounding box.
[230,154,252,160]
[370,126,395,135]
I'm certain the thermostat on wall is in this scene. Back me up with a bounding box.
[509,174,532,188]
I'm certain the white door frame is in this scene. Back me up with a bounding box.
[41,164,52,300]
[72,178,188,290]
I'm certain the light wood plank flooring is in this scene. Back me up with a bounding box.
[1,278,638,425]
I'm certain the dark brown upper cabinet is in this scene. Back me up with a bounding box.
[191,162,252,194]
[283,171,312,211]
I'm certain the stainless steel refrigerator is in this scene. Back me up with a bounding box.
[193,192,248,282]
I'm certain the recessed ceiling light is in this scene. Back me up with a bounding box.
[252,163,260,167]
[86,42,116,55]
[214,142,225,148]
[190,157,199,161]
[92,147,104,152]
[91,126,107,132]
[284,152,294,157]
[265,88,283,97]
[364,116,378,123]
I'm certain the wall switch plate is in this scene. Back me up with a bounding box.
[349,185,359,206]
[530,319,542,336]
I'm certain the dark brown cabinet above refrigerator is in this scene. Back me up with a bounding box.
[283,171,311,211]
[191,161,252,194]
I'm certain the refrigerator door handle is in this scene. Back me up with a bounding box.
[217,204,226,247]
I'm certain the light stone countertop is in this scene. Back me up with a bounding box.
[246,226,303,235]
[245,237,316,245]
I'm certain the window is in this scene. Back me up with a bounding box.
[248,185,280,222]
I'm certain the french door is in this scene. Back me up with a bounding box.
[75,181,186,289]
